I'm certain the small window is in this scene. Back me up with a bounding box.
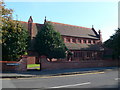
[72,38,76,43]
[74,52,79,57]
[88,40,91,44]
[93,41,96,44]
[66,38,70,42]
[74,52,77,57]
[78,52,82,57]
[83,40,86,43]
[78,39,81,43]
[87,52,92,57]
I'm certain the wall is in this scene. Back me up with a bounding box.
[62,35,99,44]
[1,56,27,72]
[27,57,36,64]
[17,56,27,72]
[41,57,119,70]
[1,63,18,72]
[1,55,119,72]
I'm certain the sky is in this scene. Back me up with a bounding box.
[5,1,118,42]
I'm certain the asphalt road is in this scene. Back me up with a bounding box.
[2,70,119,89]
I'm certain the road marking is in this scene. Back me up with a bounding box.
[115,78,120,80]
[1,71,105,80]
[39,72,105,78]
[49,82,91,88]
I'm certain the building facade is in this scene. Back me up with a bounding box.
[20,16,104,62]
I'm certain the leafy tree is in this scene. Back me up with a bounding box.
[34,22,67,61]
[1,1,30,61]
[104,28,120,59]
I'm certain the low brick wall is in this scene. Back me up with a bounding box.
[1,56,27,72]
[41,58,119,70]
[1,56,119,72]
[17,56,27,72]
[0,61,18,72]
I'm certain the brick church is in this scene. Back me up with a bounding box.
[20,16,104,63]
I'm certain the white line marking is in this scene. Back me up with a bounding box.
[115,78,120,80]
[49,82,91,88]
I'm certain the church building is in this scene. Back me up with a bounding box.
[20,16,104,63]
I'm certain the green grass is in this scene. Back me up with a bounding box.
[27,64,40,68]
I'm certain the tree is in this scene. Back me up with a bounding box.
[1,1,30,61]
[34,21,67,61]
[104,28,120,59]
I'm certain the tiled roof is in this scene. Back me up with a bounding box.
[20,21,28,29]
[65,43,103,51]
[20,21,101,51]
[20,21,100,40]
[49,21,99,39]
[20,21,43,37]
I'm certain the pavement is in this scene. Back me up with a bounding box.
[0,67,119,79]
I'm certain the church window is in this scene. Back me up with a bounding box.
[72,38,76,43]
[78,39,81,43]
[93,40,96,44]
[88,40,91,44]
[87,52,92,57]
[66,38,70,42]
[83,40,86,43]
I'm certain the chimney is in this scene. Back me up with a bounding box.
[28,16,33,38]
[44,16,46,24]
[98,30,102,43]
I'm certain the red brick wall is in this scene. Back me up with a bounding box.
[17,56,27,72]
[41,57,118,70]
[1,63,17,72]
[0,61,18,72]
[27,57,36,64]
[1,56,27,72]
[62,35,99,44]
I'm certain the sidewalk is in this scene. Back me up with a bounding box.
[0,67,118,78]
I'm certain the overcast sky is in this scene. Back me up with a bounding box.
[5,1,118,42]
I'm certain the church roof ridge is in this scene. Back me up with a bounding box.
[20,21,42,25]
[48,21,91,30]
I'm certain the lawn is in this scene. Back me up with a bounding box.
[27,64,40,70]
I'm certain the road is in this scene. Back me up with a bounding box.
[1,70,119,89]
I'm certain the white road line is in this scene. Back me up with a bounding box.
[49,82,91,88]
[115,78,120,80]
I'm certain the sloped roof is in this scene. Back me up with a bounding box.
[20,21,28,29]
[20,21,101,51]
[65,43,103,51]
[49,21,99,39]
[20,21,43,37]
[20,21,99,40]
